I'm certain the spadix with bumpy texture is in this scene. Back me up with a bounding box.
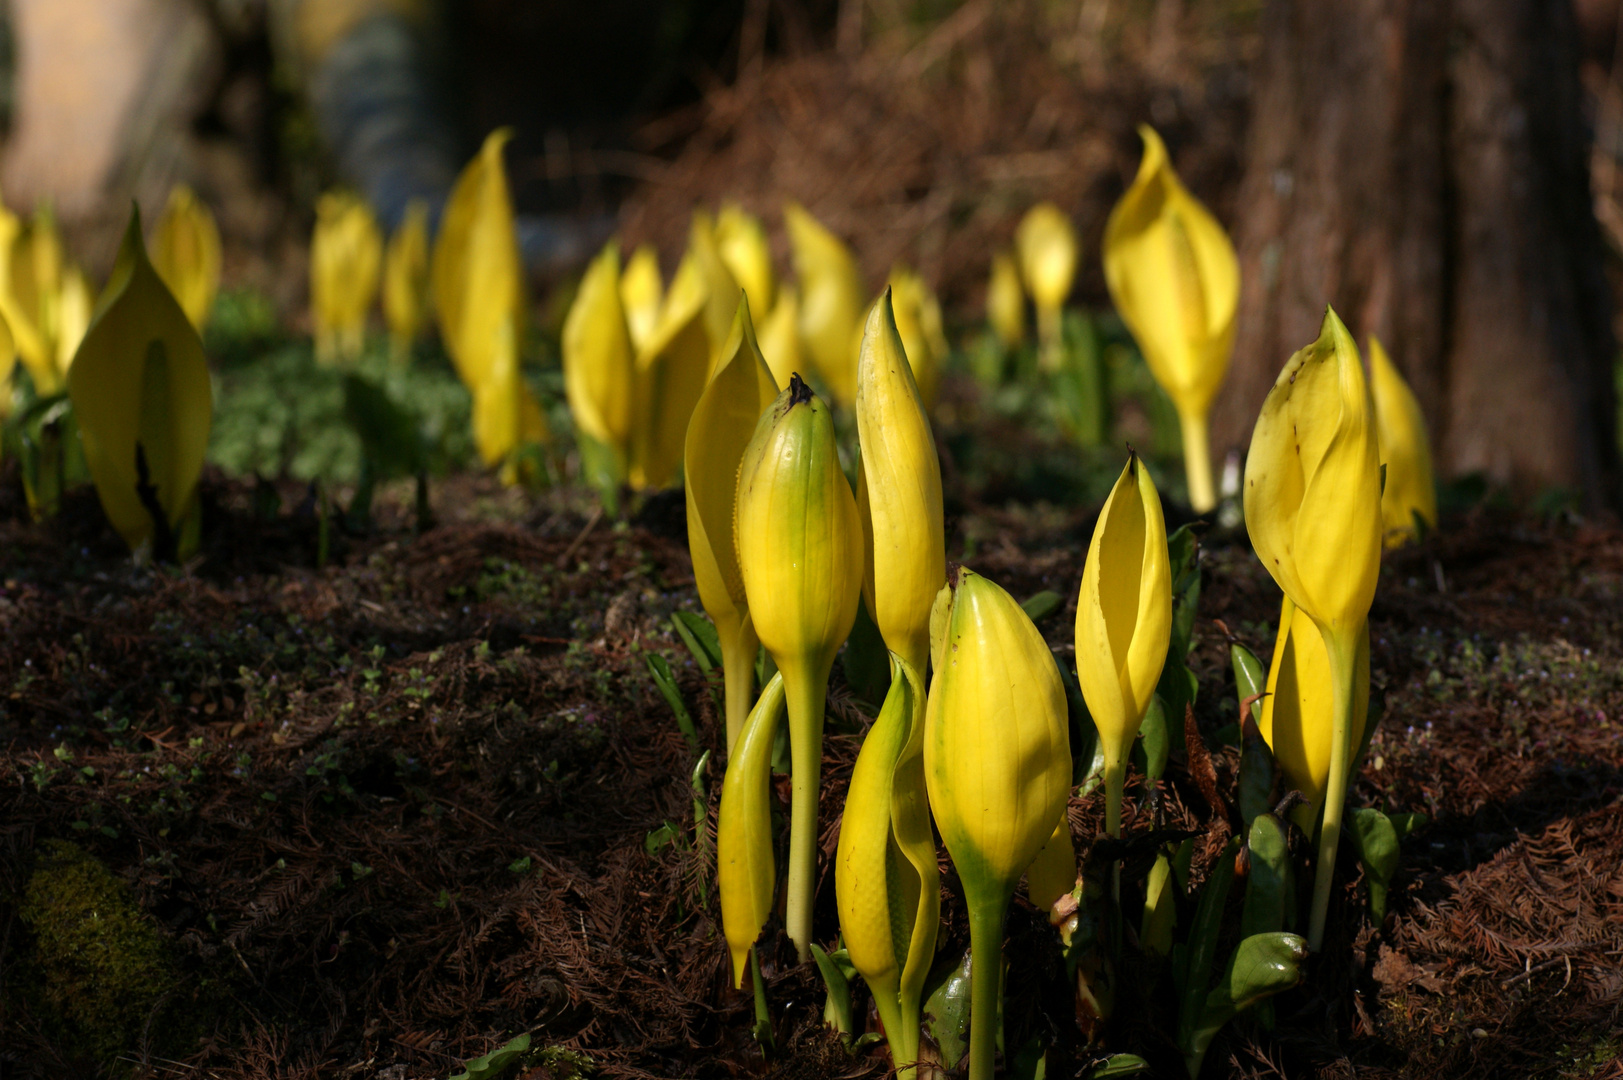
[684,297,779,751]
[718,671,786,986]
[855,291,945,677]
[1368,335,1437,547]
[67,209,212,559]
[925,568,1070,1080]
[151,185,221,334]
[1244,306,1381,952]
[1103,125,1238,512]
[1075,451,1172,837]
[835,654,937,1078]
[735,373,863,960]
[1261,596,1370,832]
[784,203,865,405]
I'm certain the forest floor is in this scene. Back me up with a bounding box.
[1,457,1620,1080]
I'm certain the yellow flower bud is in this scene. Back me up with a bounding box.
[311,191,382,363]
[924,566,1069,1080]
[688,211,740,364]
[382,199,431,361]
[715,203,776,315]
[1075,451,1172,836]
[54,267,92,378]
[432,130,546,470]
[735,373,864,959]
[986,249,1025,350]
[855,291,944,676]
[1261,596,1370,832]
[151,185,222,334]
[784,202,865,405]
[1024,814,1077,914]
[67,209,212,559]
[1103,125,1238,512]
[619,243,663,354]
[0,206,69,393]
[884,265,947,409]
[0,312,17,416]
[1243,305,1381,952]
[1245,308,1381,644]
[628,253,712,491]
[1368,335,1437,547]
[684,297,779,750]
[755,282,801,389]
[1015,202,1077,364]
[718,671,787,987]
[835,654,937,1078]
[562,242,635,476]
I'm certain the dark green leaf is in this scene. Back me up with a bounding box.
[1131,693,1171,784]
[1348,807,1401,923]
[1229,644,1266,723]
[644,652,699,751]
[1240,815,1289,940]
[810,942,854,1036]
[671,611,722,672]
[923,947,973,1072]
[1176,838,1239,1048]
[342,373,426,478]
[1020,590,1065,623]
[1183,933,1307,1078]
[1058,661,1105,793]
[644,821,679,855]
[840,597,890,707]
[449,1033,531,1080]
[1238,715,1276,831]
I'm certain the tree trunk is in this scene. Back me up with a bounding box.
[1214,0,1620,512]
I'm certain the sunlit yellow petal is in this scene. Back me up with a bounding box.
[382,199,431,359]
[152,185,222,333]
[66,210,212,556]
[1368,335,1437,547]
[784,203,865,405]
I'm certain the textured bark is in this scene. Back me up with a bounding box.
[1215,0,1620,510]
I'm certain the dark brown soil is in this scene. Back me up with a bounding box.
[1,459,1621,1080]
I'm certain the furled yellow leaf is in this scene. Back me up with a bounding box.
[311,191,382,363]
[67,209,212,558]
[152,185,222,333]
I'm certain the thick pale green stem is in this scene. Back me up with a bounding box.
[870,982,908,1079]
[1307,623,1362,951]
[966,891,1010,1080]
[784,667,828,962]
[1037,304,1064,371]
[1103,756,1127,839]
[896,1002,921,1080]
[720,623,760,754]
[1178,409,1215,514]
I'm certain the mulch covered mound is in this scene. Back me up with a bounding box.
[2,474,1622,1079]
[613,0,1254,313]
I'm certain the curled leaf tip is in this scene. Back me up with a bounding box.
[788,371,814,405]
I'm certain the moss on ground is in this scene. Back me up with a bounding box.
[15,840,176,1069]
